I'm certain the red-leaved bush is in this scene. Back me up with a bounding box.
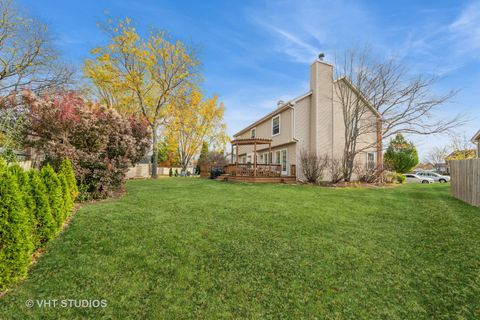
[22,90,150,199]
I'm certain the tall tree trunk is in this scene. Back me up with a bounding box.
[151,126,158,179]
[181,152,188,174]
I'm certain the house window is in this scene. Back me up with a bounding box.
[272,115,280,136]
[367,152,375,170]
[247,155,252,164]
[275,151,281,164]
[274,150,287,174]
[263,152,270,164]
[251,128,256,138]
[241,156,246,164]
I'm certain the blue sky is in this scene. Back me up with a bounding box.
[18,0,479,159]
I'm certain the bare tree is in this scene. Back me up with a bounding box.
[450,133,475,152]
[335,50,380,181]
[353,160,385,183]
[0,0,72,99]
[426,146,449,171]
[197,150,228,167]
[334,47,466,181]
[300,149,328,184]
[0,0,72,152]
[365,59,462,139]
[328,157,344,184]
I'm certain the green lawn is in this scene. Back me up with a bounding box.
[1,179,479,319]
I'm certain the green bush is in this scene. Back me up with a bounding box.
[0,161,33,290]
[396,173,406,184]
[0,159,77,290]
[0,148,17,164]
[169,167,173,177]
[77,183,90,202]
[28,169,56,247]
[59,159,78,201]
[58,172,73,218]
[8,164,36,244]
[381,170,396,184]
[174,169,179,177]
[40,164,64,230]
[8,164,36,216]
[384,134,419,173]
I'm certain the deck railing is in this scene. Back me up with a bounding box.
[225,164,283,177]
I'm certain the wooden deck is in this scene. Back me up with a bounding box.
[216,174,296,184]
[214,163,297,184]
[223,137,297,183]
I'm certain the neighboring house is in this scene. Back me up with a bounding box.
[414,163,435,172]
[472,130,480,158]
[446,149,476,161]
[435,162,450,175]
[414,161,449,175]
[0,147,33,170]
[232,58,383,181]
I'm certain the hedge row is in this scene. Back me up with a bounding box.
[0,159,78,291]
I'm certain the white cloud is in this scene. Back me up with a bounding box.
[246,0,377,64]
[448,2,480,54]
[255,22,319,63]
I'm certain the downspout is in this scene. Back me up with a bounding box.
[290,104,297,142]
[290,104,299,178]
[376,118,383,175]
[331,71,335,160]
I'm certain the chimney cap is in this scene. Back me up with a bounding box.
[277,100,285,108]
[318,52,325,61]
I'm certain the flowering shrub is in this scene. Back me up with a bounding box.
[22,91,150,199]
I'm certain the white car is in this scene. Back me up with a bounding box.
[404,173,434,184]
[416,171,450,183]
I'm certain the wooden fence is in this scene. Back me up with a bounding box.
[450,159,480,207]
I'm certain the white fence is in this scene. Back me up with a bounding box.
[450,159,480,207]
[126,164,195,179]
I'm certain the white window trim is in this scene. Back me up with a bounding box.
[250,127,256,138]
[272,114,281,137]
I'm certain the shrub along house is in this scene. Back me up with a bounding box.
[224,58,383,182]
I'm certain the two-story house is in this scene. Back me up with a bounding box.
[230,58,383,182]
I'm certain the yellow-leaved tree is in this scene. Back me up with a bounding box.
[84,18,199,178]
[165,86,228,173]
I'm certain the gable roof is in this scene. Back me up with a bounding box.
[233,91,312,137]
[233,77,382,138]
[471,130,480,143]
[334,77,383,119]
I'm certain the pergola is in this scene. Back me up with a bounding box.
[230,138,273,177]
